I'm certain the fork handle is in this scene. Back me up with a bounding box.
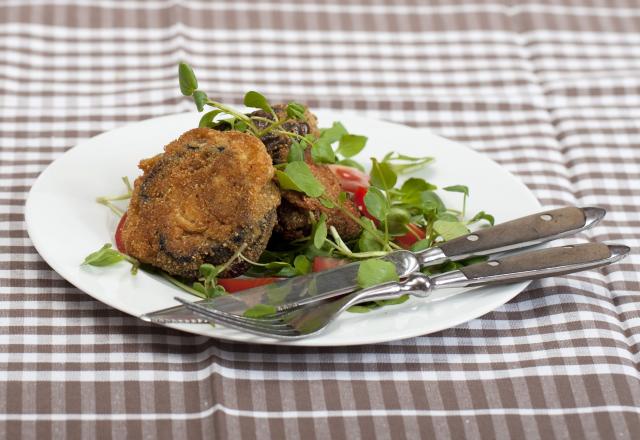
[417,207,604,266]
[430,242,628,289]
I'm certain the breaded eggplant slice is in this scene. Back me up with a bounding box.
[121,128,280,279]
[250,104,320,164]
[215,104,320,164]
[274,163,361,242]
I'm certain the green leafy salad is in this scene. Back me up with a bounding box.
[84,63,493,316]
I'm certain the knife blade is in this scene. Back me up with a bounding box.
[140,206,604,324]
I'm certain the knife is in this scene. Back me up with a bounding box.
[140,206,604,324]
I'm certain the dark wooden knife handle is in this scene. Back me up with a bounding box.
[438,207,587,258]
[459,242,612,282]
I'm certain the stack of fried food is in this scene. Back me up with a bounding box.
[120,107,361,278]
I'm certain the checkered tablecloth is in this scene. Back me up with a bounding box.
[2,0,639,438]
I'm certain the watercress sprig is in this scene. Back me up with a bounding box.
[82,244,139,275]
[96,177,132,217]
[180,62,312,146]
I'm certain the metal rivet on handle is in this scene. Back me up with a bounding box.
[487,261,500,266]
[467,234,479,241]
[540,214,553,221]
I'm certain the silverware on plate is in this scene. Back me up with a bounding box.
[141,206,605,324]
[173,242,629,340]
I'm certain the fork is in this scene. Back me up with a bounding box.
[174,243,629,340]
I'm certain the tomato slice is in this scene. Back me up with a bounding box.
[217,277,282,293]
[327,164,370,193]
[312,256,349,272]
[115,212,128,253]
[394,224,426,249]
[353,186,378,222]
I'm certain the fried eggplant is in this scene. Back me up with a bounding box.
[121,128,280,278]
[274,163,362,242]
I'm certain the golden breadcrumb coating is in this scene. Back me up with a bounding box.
[121,128,280,278]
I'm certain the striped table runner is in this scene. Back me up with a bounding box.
[1,1,639,438]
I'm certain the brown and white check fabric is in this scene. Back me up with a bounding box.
[1,0,639,438]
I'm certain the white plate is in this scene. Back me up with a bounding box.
[25,111,540,346]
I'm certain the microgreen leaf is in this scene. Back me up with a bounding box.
[337,134,367,157]
[199,263,219,279]
[347,305,374,313]
[370,158,397,190]
[286,102,306,120]
[199,110,222,128]
[293,255,312,275]
[311,140,336,164]
[243,303,277,318]
[287,140,306,162]
[198,263,225,298]
[410,238,433,252]
[193,90,208,112]
[243,91,272,114]
[399,179,438,206]
[276,161,325,197]
[433,220,469,240]
[83,244,124,267]
[420,191,446,215]
[357,259,399,288]
[443,185,469,197]
[234,120,248,132]
[468,211,495,226]
[209,286,227,298]
[401,177,437,193]
[384,207,411,235]
[82,243,139,274]
[436,212,459,222]
[313,213,328,249]
[382,152,434,174]
[319,122,348,144]
[275,171,298,191]
[390,153,429,161]
[358,221,385,252]
[178,62,198,96]
[363,187,389,221]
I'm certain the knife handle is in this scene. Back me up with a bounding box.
[417,206,605,266]
[429,242,629,289]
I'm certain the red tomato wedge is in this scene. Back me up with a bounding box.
[312,256,349,272]
[353,186,377,222]
[115,212,128,253]
[327,164,370,193]
[217,277,282,293]
[394,224,426,249]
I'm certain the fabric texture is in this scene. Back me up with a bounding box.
[1,0,639,438]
